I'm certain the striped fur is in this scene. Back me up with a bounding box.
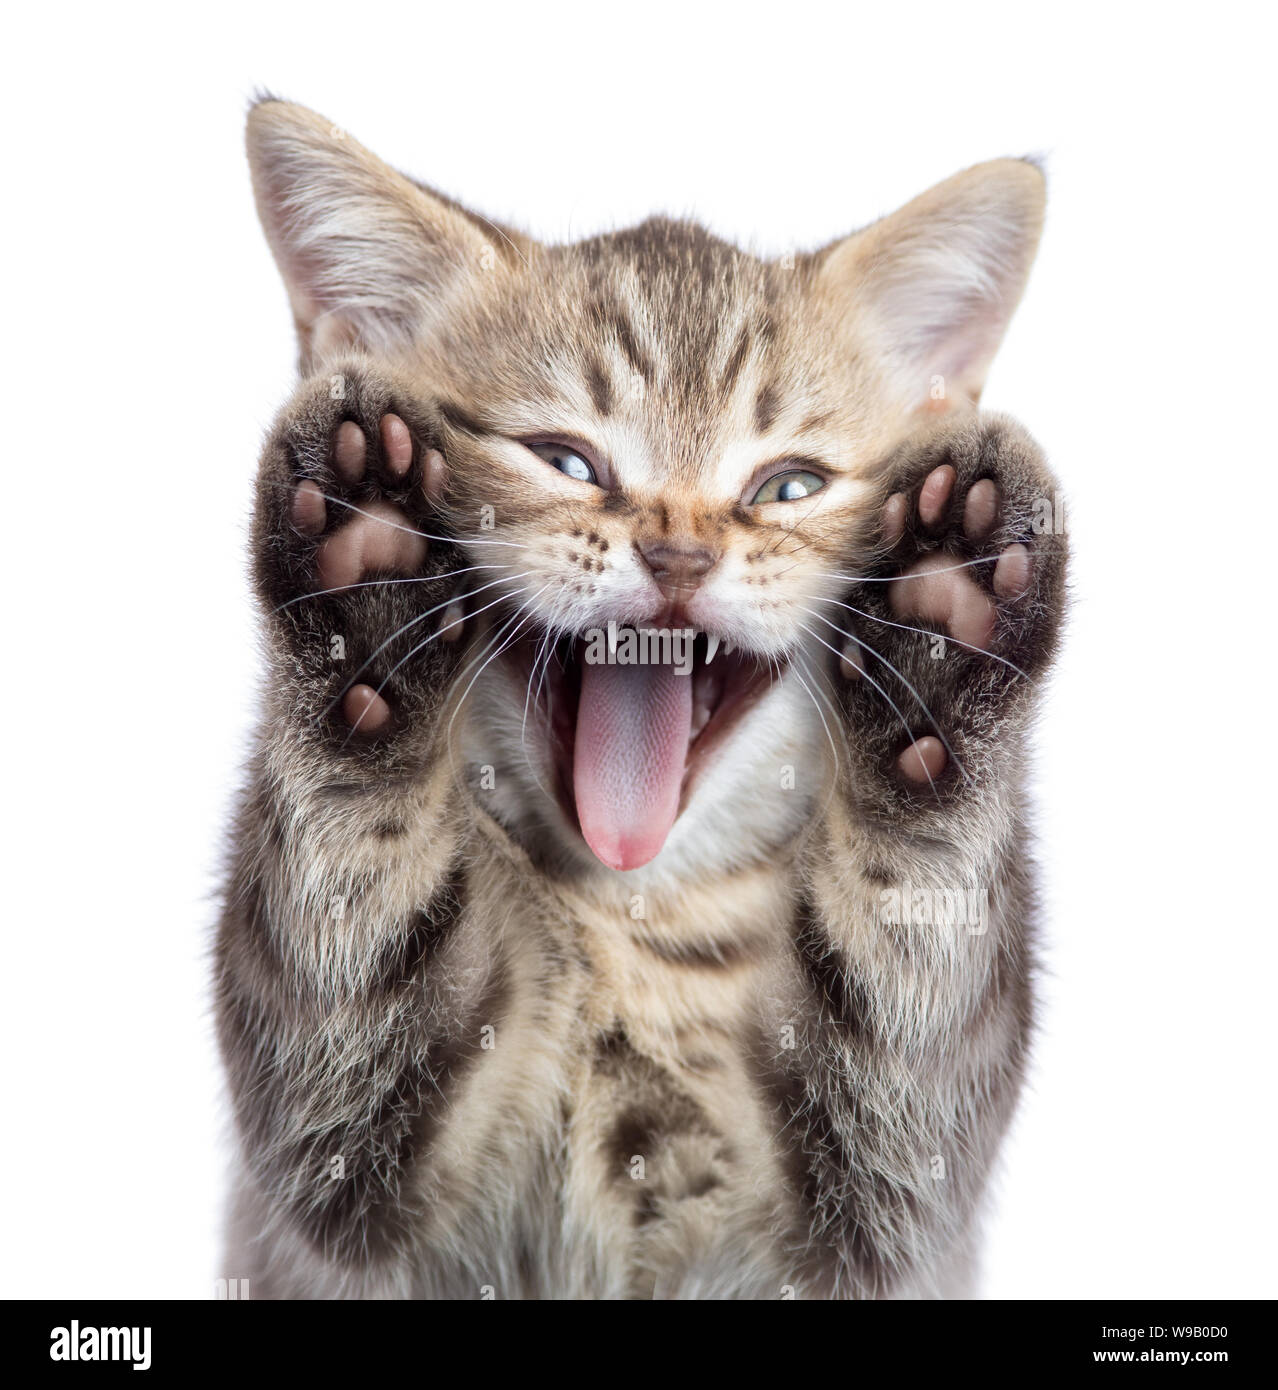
[216,100,1064,1298]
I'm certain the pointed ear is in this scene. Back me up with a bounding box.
[814,159,1045,413]
[246,99,525,366]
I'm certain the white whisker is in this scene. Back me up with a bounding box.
[517,625,561,804]
[268,475,529,550]
[797,620,944,801]
[800,606,973,788]
[819,555,1001,584]
[313,491,529,549]
[445,585,554,745]
[788,653,841,776]
[812,592,1033,684]
[271,561,512,613]
[323,569,539,724]
[337,579,535,735]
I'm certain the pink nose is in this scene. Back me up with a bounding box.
[638,541,720,600]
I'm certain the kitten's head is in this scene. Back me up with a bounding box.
[248,100,1044,877]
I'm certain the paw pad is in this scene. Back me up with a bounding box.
[883,467,1032,653]
[288,413,444,592]
[896,735,947,784]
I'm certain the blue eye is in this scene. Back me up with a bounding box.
[750,469,826,504]
[528,442,598,485]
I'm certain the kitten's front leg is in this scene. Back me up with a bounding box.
[217,361,497,1296]
[775,415,1067,1297]
[829,411,1067,826]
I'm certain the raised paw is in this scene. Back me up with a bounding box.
[255,368,464,739]
[831,415,1067,798]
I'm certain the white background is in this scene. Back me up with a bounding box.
[2,1,1273,1299]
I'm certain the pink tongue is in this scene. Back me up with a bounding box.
[573,657,692,871]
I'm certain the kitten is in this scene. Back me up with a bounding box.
[216,98,1066,1298]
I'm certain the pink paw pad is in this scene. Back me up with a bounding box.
[917,465,956,527]
[289,413,441,592]
[380,414,413,477]
[884,474,1033,653]
[291,479,326,535]
[993,543,1032,599]
[897,736,947,783]
[342,683,391,733]
[333,421,367,482]
[315,502,427,590]
[889,553,997,651]
[963,479,999,539]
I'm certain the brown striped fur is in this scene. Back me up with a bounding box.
[217,99,1064,1298]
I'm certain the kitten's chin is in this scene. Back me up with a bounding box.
[505,631,782,871]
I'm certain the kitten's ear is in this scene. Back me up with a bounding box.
[246,99,523,366]
[814,159,1045,413]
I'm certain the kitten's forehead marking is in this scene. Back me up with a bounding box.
[444,218,868,504]
[568,311,816,497]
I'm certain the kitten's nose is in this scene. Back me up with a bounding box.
[638,540,720,600]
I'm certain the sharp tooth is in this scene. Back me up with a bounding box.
[723,639,736,656]
[704,634,721,664]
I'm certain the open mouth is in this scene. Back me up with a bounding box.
[507,629,781,871]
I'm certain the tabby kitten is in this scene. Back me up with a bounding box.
[216,99,1066,1298]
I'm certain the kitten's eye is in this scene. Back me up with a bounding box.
[750,469,826,504]
[527,442,598,485]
